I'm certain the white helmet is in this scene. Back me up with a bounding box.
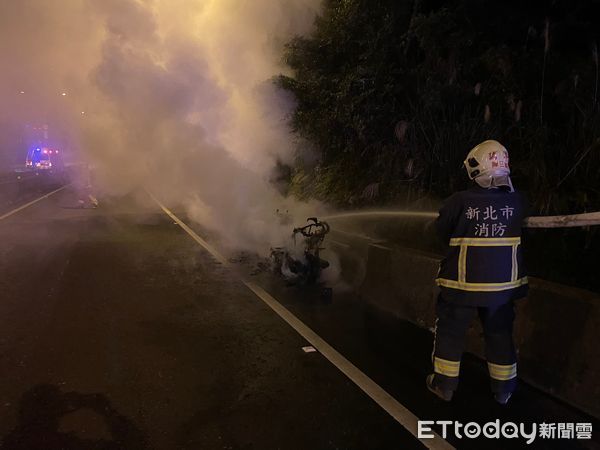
[464,140,514,192]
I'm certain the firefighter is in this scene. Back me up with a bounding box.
[426,140,529,405]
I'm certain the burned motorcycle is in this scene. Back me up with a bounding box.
[270,217,330,284]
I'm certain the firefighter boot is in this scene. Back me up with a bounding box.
[426,374,453,402]
[494,392,512,405]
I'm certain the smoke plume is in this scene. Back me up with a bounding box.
[0,0,325,253]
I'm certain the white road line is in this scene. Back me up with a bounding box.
[150,194,454,450]
[147,193,228,265]
[243,281,452,450]
[0,185,69,221]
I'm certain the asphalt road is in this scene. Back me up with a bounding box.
[0,181,598,450]
[0,169,66,216]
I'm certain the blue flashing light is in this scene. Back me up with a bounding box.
[36,148,40,152]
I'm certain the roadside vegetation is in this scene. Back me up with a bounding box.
[277,0,600,292]
[278,0,600,215]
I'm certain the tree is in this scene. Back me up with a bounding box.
[279,0,600,213]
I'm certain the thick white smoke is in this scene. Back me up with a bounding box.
[0,0,325,254]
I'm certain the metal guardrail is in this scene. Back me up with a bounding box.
[524,212,600,228]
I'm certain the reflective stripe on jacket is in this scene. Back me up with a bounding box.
[435,185,529,306]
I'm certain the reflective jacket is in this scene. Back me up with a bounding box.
[435,185,529,306]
